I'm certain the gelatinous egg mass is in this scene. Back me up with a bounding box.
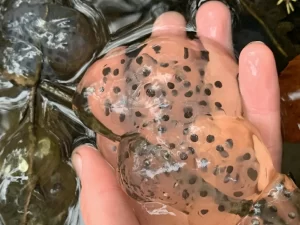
[74,34,300,225]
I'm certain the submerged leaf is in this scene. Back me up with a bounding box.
[0,1,98,224]
[279,55,300,142]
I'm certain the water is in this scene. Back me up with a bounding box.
[0,0,299,224]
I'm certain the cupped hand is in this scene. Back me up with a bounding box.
[71,1,281,225]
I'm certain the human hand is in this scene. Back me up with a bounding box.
[72,1,282,225]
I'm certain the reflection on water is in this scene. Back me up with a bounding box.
[0,86,93,224]
[0,0,299,224]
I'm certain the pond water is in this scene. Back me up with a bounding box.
[0,0,299,224]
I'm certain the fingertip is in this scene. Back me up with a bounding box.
[72,144,116,186]
[72,144,99,162]
[239,41,275,68]
[72,144,98,156]
[239,41,280,112]
[196,1,233,51]
[72,145,104,180]
[240,41,276,70]
[152,11,187,37]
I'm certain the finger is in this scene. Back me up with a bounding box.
[151,11,187,37]
[239,42,282,171]
[72,145,139,225]
[196,1,233,53]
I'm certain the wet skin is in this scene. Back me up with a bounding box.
[71,1,294,225]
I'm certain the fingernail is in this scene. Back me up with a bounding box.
[249,41,265,45]
[72,149,82,179]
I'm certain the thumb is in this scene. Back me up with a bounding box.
[72,145,139,225]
